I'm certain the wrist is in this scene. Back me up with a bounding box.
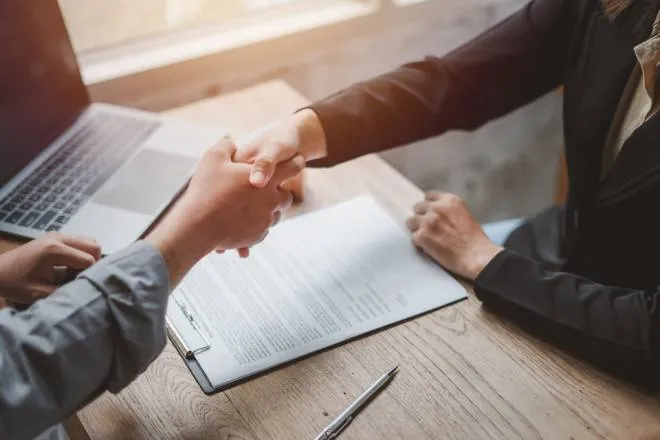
[464,243,504,281]
[294,109,327,161]
[145,205,214,286]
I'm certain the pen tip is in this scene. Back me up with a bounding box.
[390,365,399,375]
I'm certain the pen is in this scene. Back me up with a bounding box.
[315,365,399,440]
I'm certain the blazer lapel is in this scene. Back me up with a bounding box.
[565,1,658,200]
[592,1,660,200]
[564,8,643,198]
[596,105,660,199]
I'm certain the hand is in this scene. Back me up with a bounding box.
[0,233,101,304]
[405,191,503,280]
[146,138,304,285]
[233,109,327,187]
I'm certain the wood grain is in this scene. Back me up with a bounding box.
[45,79,660,439]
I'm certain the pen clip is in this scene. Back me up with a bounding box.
[326,416,353,439]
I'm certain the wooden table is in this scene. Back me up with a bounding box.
[7,79,660,439]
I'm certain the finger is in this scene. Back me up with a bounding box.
[58,235,102,261]
[271,210,282,226]
[425,191,443,201]
[255,231,269,246]
[212,136,238,161]
[233,124,275,164]
[411,230,432,250]
[25,281,57,301]
[420,213,439,232]
[277,189,294,211]
[237,247,250,258]
[413,201,429,215]
[233,144,257,164]
[270,154,305,186]
[250,143,294,187]
[411,231,443,265]
[406,216,420,232]
[48,245,97,270]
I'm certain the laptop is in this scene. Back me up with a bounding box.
[0,2,226,254]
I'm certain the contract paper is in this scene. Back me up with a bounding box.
[168,195,467,389]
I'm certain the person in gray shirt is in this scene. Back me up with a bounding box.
[0,139,305,440]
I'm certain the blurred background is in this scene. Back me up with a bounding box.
[58,0,562,222]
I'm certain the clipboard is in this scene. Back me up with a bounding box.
[166,297,295,395]
[163,196,469,395]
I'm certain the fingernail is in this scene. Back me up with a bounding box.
[251,171,266,185]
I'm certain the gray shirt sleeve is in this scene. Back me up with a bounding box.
[0,240,171,440]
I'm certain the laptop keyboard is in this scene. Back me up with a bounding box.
[0,113,160,232]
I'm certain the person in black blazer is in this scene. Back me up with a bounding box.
[234,0,660,389]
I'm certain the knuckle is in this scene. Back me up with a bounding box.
[274,140,297,156]
[444,193,463,207]
[413,201,429,215]
[420,215,437,231]
[291,155,305,172]
[206,145,224,158]
[432,194,461,212]
[412,230,429,247]
[43,238,63,253]
[406,217,420,231]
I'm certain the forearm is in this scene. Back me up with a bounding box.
[145,197,219,286]
[475,250,660,387]
[308,0,573,167]
[0,241,170,440]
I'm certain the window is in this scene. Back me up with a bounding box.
[58,0,368,54]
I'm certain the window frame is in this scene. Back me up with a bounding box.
[81,0,479,111]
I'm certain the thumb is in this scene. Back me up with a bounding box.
[250,154,277,187]
[249,139,298,187]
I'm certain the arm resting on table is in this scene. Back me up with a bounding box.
[475,250,660,389]
[0,241,170,440]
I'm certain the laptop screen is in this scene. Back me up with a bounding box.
[0,2,89,188]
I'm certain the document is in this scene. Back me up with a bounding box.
[168,196,467,390]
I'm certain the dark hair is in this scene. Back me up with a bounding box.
[602,0,633,17]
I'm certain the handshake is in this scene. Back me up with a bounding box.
[145,109,327,286]
[0,108,501,305]
[0,110,326,305]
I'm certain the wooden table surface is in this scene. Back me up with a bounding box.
[8,79,660,439]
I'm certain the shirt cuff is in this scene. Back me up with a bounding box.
[303,98,372,168]
[474,249,528,303]
[80,240,170,293]
[78,240,171,393]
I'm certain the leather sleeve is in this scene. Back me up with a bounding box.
[475,249,660,389]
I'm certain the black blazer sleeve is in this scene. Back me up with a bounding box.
[475,250,660,388]
[308,0,576,167]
